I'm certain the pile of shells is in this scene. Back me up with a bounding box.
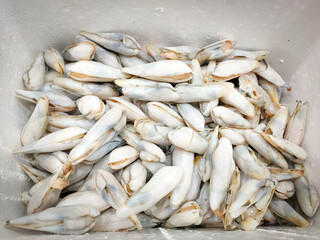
[6,31,319,234]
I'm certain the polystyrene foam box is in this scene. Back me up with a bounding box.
[1,0,320,239]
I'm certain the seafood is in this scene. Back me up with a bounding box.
[16,90,76,112]
[76,95,106,120]
[168,127,208,154]
[261,132,308,161]
[54,77,118,100]
[184,155,202,201]
[107,97,148,122]
[244,130,288,169]
[122,83,179,102]
[211,106,252,129]
[120,160,147,196]
[146,102,185,128]
[275,180,295,199]
[165,201,201,228]
[294,163,319,217]
[48,113,95,131]
[228,178,265,218]
[254,60,290,90]
[210,137,235,212]
[80,31,141,56]
[194,39,234,64]
[90,208,159,232]
[221,88,256,118]
[190,59,203,84]
[177,103,205,132]
[27,172,69,214]
[120,125,166,162]
[57,191,110,211]
[116,166,184,217]
[119,55,147,67]
[284,101,308,145]
[14,127,87,154]
[134,119,172,146]
[233,145,270,180]
[170,147,194,208]
[20,164,50,183]
[195,183,210,225]
[108,145,139,170]
[175,82,233,103]
[226,49,269,60]
[198,126,219,182]
[219,127,246,145]
[6,205,100,234]
[45,70,63,83]
[76,35,123,69]
[20,96,49,146]
[160,45,200,61]
[44,47,65,74]
[34,151,68,174]
[63,41,96,61]
[265,106,289,138]
[94,169,143,230]
[211,59,259,81]
[269,196,309,227]
[66,60,128,82]
[122,60,192,83]
[68,108,125,165]
[23,52,46,91]
[11,31,315,234]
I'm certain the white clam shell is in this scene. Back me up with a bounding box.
[48,113,95,131]
[54,77,118,100]
[175,82,233,103]
[177,103,205,132]
[57,191,110,211]
[211,106,252,129]
[168,127,208,154]
[108,146,139,170]
[147,102,185,128]
[254,60,290,89]
[122,60,192,83]
[233,145,270,180]
[221,88,256,118]
[165,201,201,228]
[68,108,125,165]
[261,133,308,161]
[212,59,259,81]
[107,97,147,122]
[275,180,295,199]
[14,127,87,154]
[76,95,106,121]
[284,101,308,145]
[194,39,234,64]
[244,130,288,169]
[120,160,147,196]
[66,60,128,82]
[116,166,184,217]
[170,147,194,209]
[20,96,49,146]
[269,196,309,227]
[44,47,65,74]
[134,119,172,146]
[23,52,46,91]
[80,31,141,56]
[16,90,76,112]
[63,41,96,61]
[209,137,235,211]
[265,106,290,138]
[7,205,100,234]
